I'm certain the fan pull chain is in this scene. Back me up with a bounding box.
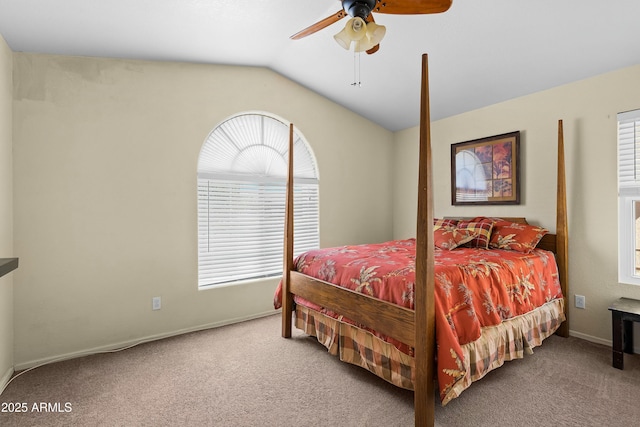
[351,51,361,87]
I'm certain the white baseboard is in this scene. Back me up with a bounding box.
[569,329,640,354]
[14,310,278,371]
[0,365,14,395]
[569,330,610,346]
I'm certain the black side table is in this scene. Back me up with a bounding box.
[608,297,640,369]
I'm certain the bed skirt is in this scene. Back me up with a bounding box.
[294,298,565,405]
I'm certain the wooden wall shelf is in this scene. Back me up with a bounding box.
[0,258,18,279]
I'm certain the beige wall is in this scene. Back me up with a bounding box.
[0,34,14,387]
[394,64,640,345]
[12,53,394,367]
[9,47,640,368]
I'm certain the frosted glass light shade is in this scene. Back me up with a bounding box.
[366,22,386,45]
[334,28,352,49]
[354,22,386,52]
[334,17,368,50]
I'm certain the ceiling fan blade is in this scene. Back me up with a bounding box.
[290,10,347,40]
[374,0,453,15]
[366,44,380,55]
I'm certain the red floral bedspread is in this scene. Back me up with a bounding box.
[274,238,563,402]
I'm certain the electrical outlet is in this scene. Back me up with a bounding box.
[575,294,585,309]
[152,296,161,311]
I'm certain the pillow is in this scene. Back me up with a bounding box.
[433,227,478,250]
[489,220,548,253]
[456,218,494,249]
[433,218,458,230]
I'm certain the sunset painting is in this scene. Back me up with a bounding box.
[451,132,520,205]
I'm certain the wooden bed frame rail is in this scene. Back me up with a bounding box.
[281,54,568,427]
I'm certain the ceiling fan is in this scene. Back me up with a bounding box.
[291,0,453,54]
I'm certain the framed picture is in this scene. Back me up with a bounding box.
[451,131,520,205]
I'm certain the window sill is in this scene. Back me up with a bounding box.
[198,275,281,291]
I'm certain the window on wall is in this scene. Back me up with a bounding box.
[197,113,319,288]
[618,109,640,285]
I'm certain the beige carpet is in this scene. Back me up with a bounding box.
[1,313,639,426]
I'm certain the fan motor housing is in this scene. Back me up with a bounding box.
[342,0,377,19]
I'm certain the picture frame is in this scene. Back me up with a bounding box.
[451,131,520,205]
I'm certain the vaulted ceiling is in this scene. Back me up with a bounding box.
[1,0,639,131]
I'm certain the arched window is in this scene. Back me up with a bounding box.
[197,113,319,288]
[455,150,489,202]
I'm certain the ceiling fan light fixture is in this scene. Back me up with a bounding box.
[354,39,374,53]
[346,17,367,40]
[354,21,386,52]
[334,17,369,50]
[365,21,386,45]
[333,27,352,50]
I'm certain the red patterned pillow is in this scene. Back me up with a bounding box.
[456,218,494,249]
[489,220,548,253]
[433,227,478,250]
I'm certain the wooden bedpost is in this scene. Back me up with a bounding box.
[281,123,295,338]
[414,54,436,427]
[555,119,569,337]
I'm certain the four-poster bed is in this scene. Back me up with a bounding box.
[277,54,569,426]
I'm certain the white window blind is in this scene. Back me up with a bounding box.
[618,110,640,191]
[197,113,319,288]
